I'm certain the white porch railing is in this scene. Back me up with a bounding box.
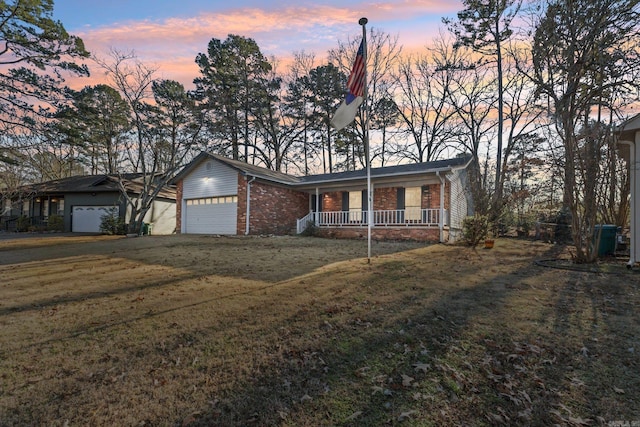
[296,208,448,234]
[296,211,315,234]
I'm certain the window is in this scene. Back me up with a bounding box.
[187,196,237,206]
[405,187,422,221]
[349,191,362,221]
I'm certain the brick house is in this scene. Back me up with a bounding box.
[172,152,474,242]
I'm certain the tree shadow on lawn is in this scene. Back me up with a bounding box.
[176,243,632,426]
[0,235,421,318]
[544,272,640,424]
[5,240,637,426]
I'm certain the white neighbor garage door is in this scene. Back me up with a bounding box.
[184,196,237,234]
[72,206,119,233]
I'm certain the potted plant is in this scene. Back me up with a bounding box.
[484,236,495,249]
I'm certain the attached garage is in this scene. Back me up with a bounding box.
[72,205,119,233]
[183,196,237,234]
[173,152,308,236]
[179,156,240,235]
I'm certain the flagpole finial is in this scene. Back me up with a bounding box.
[359,17,368,26]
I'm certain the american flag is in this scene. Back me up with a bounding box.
[346,40,365,101]
[331,37,366,130]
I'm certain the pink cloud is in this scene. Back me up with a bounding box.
[68,1,462,90]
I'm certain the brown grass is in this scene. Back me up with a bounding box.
[0,235,638,426]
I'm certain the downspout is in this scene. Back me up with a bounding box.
[245,176,256,235]
[436,171,445,243]
[620,140,636,268]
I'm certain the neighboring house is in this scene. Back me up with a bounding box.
[617,113,640,267]
[1,174,176,234]
[172,152,474,242]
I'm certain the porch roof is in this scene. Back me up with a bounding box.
[296,155,472,188]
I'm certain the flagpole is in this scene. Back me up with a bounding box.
[359,17,372,263]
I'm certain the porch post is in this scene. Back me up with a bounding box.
[437,171,445,243]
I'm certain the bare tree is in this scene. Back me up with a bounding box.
[329,27,402,168]
[446,48,498,215]
[528,0,640,262]
[95,50,203,234]
[445,0,522,202]
[391,33,461,164]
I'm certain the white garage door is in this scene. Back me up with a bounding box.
[184,196,237,234]
[72,206,119,233]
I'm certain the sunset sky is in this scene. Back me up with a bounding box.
[53,0,463,88]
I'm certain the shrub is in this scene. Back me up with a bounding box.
[99,209,126,235]
[462,214,490,247]
[47,214,64,232]
[16,215,30,232]
[300,220,318,237]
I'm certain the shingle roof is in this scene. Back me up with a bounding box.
[22,174,176,200]
[298,155,473,185]
[208,153,302,184]
[177,151,473,187]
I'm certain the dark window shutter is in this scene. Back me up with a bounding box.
[361,189,368,211]
[342,192,349,211]
[397,187,405,210]
[311,194,323,212]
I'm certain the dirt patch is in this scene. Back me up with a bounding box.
[0,235,638,426]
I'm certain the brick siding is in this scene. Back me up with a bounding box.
[321,185,445,211]
[316,227,442,242]
[237,176,309,235]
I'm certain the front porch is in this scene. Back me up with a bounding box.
[297,208,448,241]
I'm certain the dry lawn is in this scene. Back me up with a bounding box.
[0,234,638,426]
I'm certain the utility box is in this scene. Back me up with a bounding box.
[593,224,617,256]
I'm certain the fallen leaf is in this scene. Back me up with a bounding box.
[402,374,414,387]
[371,386,384,395]
[412,362,431,373]
[398,410,417,421]
[345,411,362,421]
[613,387,625,394]
[567,416,593,426]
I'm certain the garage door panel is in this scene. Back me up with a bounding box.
[185,203,237,234]
[72,206,119,233]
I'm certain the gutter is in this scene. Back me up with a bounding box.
[245,176,256,235]
[297,165,459,188]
